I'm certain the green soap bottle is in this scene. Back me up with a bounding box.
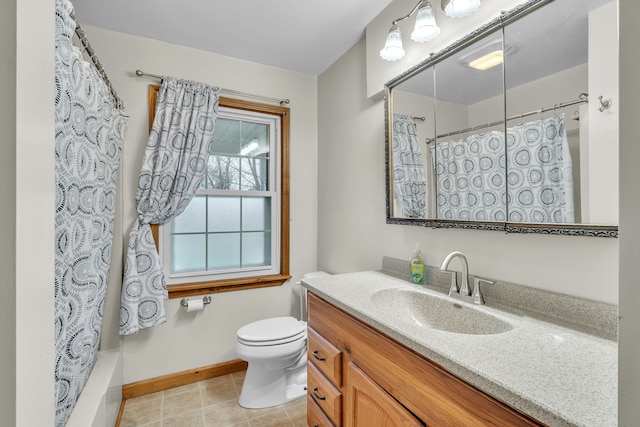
[410,243,426,284]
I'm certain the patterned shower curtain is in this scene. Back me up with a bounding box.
[506,114,575,223]
[54,0,128,425]
[392,113,426,218]
[430,114,574,223]
[120,78,219,335]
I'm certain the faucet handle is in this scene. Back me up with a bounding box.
[470,276,493,305]
[442,270,458,295]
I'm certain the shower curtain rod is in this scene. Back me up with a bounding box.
[134,70,291,106]
[425,93,589,144]
[70,13,125,110]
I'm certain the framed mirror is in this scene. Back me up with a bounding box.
[385,0,618,237]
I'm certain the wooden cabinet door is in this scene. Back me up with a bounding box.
[345,362,424,427]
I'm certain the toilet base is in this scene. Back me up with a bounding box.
[238,351,307,409]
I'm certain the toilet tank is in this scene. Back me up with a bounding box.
[297,271,330,321]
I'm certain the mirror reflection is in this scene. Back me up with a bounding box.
[387,0,618,235]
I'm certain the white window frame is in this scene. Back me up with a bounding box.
[159,106,282,285]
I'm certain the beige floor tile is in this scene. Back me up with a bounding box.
[284,398,307,426]
[200,377,239,407]
[231,371,247,389]
[163,381,201,398]
[203,400,249,427]
[162,409,205,427]
[119,396,162,427]
[162,389,202,419]
[247,408,294,427]
[118,370,311,427]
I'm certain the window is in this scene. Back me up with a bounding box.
[148,87,290,298]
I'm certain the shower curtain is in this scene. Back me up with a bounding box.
[392,113,426,218]
[54,0,128,425]
[430,114,574,223]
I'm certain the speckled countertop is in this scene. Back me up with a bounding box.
[302,270,617,427]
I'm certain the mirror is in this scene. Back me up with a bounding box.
[385,0,618,237]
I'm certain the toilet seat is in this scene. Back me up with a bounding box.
[237,316,307,347]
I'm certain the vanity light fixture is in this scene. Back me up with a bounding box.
[380,0,441,62]
[441,0,481,19]
[468,49,503,70]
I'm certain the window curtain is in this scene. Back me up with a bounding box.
[392,113,426,218]
[54,0,128,424]
[120,78,220,335]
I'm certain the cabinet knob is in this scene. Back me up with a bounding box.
[312,350,326,362]
[312,387,326,401]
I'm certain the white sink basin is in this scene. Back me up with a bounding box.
[371,288,513,335]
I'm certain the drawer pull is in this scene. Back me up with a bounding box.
[312,350,326,362]
[312,387,326,401]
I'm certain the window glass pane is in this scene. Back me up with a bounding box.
[240,158,268,190]
[208,155,240,190]
[240,122,269,158]
[211,118,240,155]
[171,234,206,274]
[242,197,271,231]
[208,233,241,269]
[208,196,240,232]
[242,232,271,267]
[172,196,206,233]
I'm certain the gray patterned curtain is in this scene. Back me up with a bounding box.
[55,0,128,424]
[120,78,220,335]
[392,113,426,218]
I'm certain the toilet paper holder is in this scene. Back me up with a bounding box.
[180,295,212,308]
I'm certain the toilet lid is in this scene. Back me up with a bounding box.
[237,317,306,344]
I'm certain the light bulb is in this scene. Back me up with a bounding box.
[445,0,481,18]
[380,25,405,61]
[411,3,440,42]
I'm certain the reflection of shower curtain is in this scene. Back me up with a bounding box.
[507,114,574,223]
[392,114,426,218]
[55,1,128,425]
[430,131,506,221]
[430,115,574,223]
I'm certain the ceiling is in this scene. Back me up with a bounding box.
[70,0,393,76]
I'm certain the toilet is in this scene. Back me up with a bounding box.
[235,271,330,409]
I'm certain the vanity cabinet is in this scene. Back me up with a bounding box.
[306,292,544,427]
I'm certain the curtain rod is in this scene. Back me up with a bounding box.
[426,93,588,144]
[134,70,291,106]
[69,12,125,110]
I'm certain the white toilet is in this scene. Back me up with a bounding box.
[235,271,329,409]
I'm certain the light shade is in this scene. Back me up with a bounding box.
[380,24,405,61]
[444,0,481,18]
[411,3,441,42]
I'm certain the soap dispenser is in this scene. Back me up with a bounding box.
[410,243,426,284]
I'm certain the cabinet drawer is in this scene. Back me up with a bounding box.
[308,327,342,387]
[308,362,342,426]
[307,395,336,427]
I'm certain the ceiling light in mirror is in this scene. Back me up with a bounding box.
[469,50,503,70]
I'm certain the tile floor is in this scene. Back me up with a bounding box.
[119,370,307,427]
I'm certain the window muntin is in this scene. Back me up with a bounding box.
[161,106,281,284]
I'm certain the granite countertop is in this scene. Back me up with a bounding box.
[302,270,617,427]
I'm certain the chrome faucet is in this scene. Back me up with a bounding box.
[440,251,492,305]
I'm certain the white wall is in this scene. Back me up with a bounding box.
[82,26,319,383]
[318,35,618,305]
[618,0,640,423]
[1,0,56,426]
